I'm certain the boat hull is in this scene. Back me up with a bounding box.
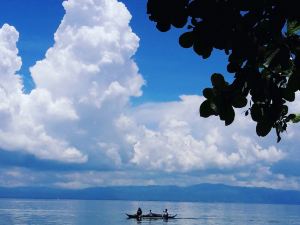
[126,214,177,219]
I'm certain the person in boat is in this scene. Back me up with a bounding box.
[148,210,153,216]
[136,207,142,217]
[163,209,168,218]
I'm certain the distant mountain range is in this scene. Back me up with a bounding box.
[1,183,300,204]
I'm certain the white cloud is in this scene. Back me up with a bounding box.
[0,0,144,165]
[0,0,299,189]
[116,95,285,172]
[0,24,86,163]
[31,0,143,102]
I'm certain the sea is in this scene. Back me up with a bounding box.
[0,199,300,225]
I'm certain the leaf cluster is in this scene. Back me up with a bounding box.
[147,0,300,141]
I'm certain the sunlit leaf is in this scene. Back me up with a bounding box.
[287,19,300,36]
[291,114,300,123]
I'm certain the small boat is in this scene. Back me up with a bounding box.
[126,213,177,219]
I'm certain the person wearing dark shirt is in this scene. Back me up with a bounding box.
[149,210,153,216]
[163,209,168,218]
[136,207,142,220]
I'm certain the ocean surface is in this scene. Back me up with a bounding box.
[0,199,300,225]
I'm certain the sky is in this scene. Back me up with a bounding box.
[0,0,299,190]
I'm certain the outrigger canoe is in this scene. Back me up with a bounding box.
[126,213,177,219]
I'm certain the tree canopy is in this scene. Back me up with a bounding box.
[147,0,300,142]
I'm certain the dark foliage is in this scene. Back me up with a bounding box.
[147,0,300,141]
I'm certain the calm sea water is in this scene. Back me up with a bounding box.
[0,199,300,225]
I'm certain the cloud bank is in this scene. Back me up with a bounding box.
[0,0,299,190]
[0,23,86,163]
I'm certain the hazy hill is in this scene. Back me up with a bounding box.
[1,183,300,204]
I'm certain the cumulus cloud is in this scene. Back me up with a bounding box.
[31,0,143,101]
[0,0,299,189]
[116,95,285,172]
[0,24,86,163]
[0,0,145,165]
[26,0,144,168]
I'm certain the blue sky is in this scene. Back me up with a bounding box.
[0,0,229,100]
[0,0,65,92]
[0,0,299,190]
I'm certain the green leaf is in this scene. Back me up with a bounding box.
[211,73,226,89]
[193,39,213,59]
[232,95,247,108]
[263,48,279,68]
[193,39,205,56]
[287,19,300,36]
[287,71,300,92]
[283,88,295,102]
[156,22,171,32]
[224,106,235,126]
[256,121,272,137]
[291,114,300,123]
[179,32,194,48]
[200,100,214,118]
[227,62,240,73]
[172,15,188,28]
[203,88,214,99]
[281,105,288,116]
[251,104,263,122]
[286,114,296,122]
[218,103,234,125]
